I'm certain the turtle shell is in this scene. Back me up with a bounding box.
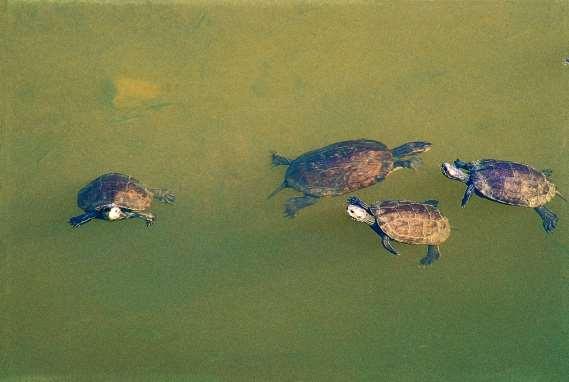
[77,172,152,212]
[285,139,393,196]
[372,200,450,245]
[471,160,556,207]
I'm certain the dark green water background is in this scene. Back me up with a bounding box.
[2,1,569,381]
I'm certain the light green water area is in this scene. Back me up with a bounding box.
[2,1,569,381]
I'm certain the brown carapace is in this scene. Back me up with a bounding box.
[69,172,175,228]
[271,139,432,217]
[441,159,563,233]
[373,200,451,246]
[346,196,451,266]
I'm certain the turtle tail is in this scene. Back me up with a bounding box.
[271,152,291,167]
[268,181,287,199]
[391,141,432,158]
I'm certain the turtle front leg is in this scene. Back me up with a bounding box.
[283,195,319,218]
[534,206,558,233]
[130,211,156,227]
[461,183,475,207]
[378,231,399,256]
[420,245,441,266]
[69,211,98,228]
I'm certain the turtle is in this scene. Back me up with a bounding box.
[346,196,451,265]
[68,172,175,228]
[269,139,432,217]
[441,159,565,233]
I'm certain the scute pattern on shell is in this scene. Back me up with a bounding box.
[285,139,394,196]
[471,160,556,207]
[77,173,152,212]
[372,200,450,245]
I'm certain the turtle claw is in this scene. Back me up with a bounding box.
[420,245,441,266]
[408,156,422,170]
[161,192,176,204]
[542,217,557,233]
[151,189,176,204]
[380,234,399,256]
[283,209,296,219]
[535,206,558,233]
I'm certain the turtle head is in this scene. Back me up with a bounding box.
[106,206,128,221]
[346,197,375,225]
[441,162,469,183]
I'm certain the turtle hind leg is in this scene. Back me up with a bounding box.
[542,168,553,178]
[392,141,431,170]
[69,211,98,228]
[393,156,422,170]
[420,245,441,266]
[284,195,319,218]
[534,206,558,233]
[150,188,176,204]
[422,199,439,207]
[271,152,291,167]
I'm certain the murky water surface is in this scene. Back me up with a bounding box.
[2,1,569,381]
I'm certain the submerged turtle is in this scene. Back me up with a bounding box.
[270,139,432,217]
[441,159,565,233]
[69,172,175,228]
[346,196,451,265]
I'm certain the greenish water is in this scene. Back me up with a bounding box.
[2,2,569,381]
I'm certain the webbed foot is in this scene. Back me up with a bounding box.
[284,195,319,218]
[394,156,422,170]
[420,245,441,266]
[461,183,475,208]
[534,206,558,233]
[380,234,399,256]
[151,189,176,204]
[542,168,553,178]
[69,211,98,228]
[131,211,156,227]
[271,152,291,167]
